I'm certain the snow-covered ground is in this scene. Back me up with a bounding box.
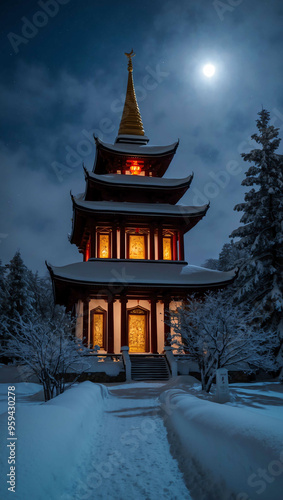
[0,378,283,500]
[161,380,283,500]
[0,382,107,500]
[62,382,190,500]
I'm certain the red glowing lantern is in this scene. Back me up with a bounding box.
[126,159,144,175]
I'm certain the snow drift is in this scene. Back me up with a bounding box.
[0,382,107,500]
[160,389,283,500]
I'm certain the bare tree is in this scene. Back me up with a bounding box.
[1,308,88,401]
[168,292,277,392]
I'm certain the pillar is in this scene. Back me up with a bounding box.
[150,225,155,260]
[120,223,125,259]
[163,297,171,346]
[158,226,163,260]
[150,296,158,353]
[120,295,128,347]
[173,232,178,261]
[82,298,90,346]
[112,223,117,259]
[178,230,185,261]
[107,296,115,353]
[90,222,96,258]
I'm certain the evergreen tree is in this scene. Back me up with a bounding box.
[230,109,283,344]
[202,258,220,270]
[5,251,35,326]
[0,259,6,316]
[218,240,246,271]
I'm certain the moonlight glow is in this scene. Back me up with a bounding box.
[203,64,216,78]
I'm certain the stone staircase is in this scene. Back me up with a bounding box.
[130,354,170,381]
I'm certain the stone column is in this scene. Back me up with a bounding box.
[150,296,158,353]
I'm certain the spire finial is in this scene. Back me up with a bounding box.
[118,50,145,137]
[125,49,136,72]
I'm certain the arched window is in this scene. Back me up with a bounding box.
[127,306,149,353]
[90,306,107,349]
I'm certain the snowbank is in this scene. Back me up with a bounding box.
[160,389,283,500]
[0,382,107,500]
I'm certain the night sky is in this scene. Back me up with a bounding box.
[1,0,283,274]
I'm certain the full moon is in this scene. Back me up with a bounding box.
[203,64,216,78]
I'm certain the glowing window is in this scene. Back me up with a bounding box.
[99,233,110,258]
[129,234,146,259]
[163,237,172,260]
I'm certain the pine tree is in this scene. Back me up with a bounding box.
[0,260,6,316]
[218,240,245,271]
[230,109,283,344]
[5,251,35,327]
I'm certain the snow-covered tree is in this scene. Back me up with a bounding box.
[0,260,7,351]
[5,251,35,327]
[202,258,220,270]
[1,308,88,401]
[203,240,246,272]
[218,240,245,271]
[230,109,283,350]
[168,292,276,392]
[29,271,55,320]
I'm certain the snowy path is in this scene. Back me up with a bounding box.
[64,383,190,500]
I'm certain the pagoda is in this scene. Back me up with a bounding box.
[48,51,235,355]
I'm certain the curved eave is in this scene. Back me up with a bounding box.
[72,197,208,221]
[48,261,236,304]
[84,170,194,204]
[70,197,209,246]
[94,136,179,157]
[93,136,179,176]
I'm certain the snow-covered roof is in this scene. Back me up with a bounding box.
[49,260,236,287]
[96,137,179,157]
[86,171,193,189]
[73,195,208,217]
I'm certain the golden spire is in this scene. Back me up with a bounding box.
[118,50,145,137]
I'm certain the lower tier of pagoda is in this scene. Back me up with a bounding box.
[47,260,235,354]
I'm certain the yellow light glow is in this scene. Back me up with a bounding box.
[99,234,110,258]
[163,237,172,260]
[129,234,145,259]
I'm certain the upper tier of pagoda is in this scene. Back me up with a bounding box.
[93,137,179,177]
[93,49,179,177]
[84,169,194,204]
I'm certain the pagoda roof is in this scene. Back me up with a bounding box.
[94,137,179,157]
[48,260,236,291]
[93,137,179,176]
[84,170,193,204]
[86,171,192,188]
[70,194,209,246]
[72,195,208,218]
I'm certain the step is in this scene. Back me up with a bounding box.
[130,355,170,381]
